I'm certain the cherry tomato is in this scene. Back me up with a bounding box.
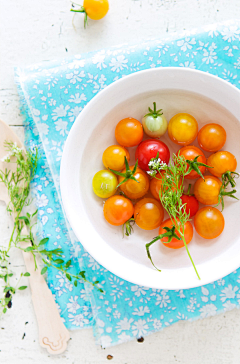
[71,0,109,28]
[168,113,198,146]
[207,151,237,178]
[115,117,143,147]
[103,195,134,226]
[135,139,170,171]
[118,166,149,199]
[193,176,222,205]
[150,172,182,201]
[102,145,130,171]
[198,123,226,152]
[177,145,207,179]
[159,218,193,249]
[142,102,168,138]
[134,198,164,230]
[92,170,118,198]
[84,0,109,19]
[194,207,225,239]
[181,194,199,217]
[150,172,164,200]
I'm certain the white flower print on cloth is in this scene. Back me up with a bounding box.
[15,20,240,348]
[68,93,87,104]
[177,37,196,52]
[67,296,81,314]
[109,55,128,72]
[68,106,82,122]
[52,105,70,120]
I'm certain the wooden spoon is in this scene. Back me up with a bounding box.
[0,119,70,354]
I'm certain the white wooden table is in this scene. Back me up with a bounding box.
[1,1,240,363]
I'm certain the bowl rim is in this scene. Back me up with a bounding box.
[60,67,240,290]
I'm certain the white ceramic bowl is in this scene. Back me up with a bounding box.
[60,67,240,290]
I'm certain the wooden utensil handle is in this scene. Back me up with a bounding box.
[20,228,70,355]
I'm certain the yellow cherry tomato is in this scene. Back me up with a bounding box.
[92,170,118,198]
[71,0,109,28]
[102,145,130,171]
[168,113,198,146]
[83,0,109,20]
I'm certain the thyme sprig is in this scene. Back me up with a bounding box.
[147,154,200,280]
[0,141,102,316]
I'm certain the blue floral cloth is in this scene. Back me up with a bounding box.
[15,20,240,348]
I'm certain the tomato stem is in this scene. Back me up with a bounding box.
[123,218,135,237]
[185,184,192,196]
[144,102,163,119]
[70,5,88,28]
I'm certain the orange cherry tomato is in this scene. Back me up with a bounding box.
[207,151,237,178]
[83,0,109,20]
[168,113,198,146]
[150,172,182,201]
[102,145,130,171]
[198,123,226,152]
[134,198,164,230]
[115,117,143,147]
[177,145,207,179]
[150,172,164,200]
[193,176,222,205]
[194,206,224,239]
[118,166,149,199]
[159,218,193,249]
[103,195,134,226]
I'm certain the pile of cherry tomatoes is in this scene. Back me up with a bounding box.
[92,102,238,252]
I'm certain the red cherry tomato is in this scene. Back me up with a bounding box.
[159,218,193,249]
[177,145,207,179]
[181,194,199,217]
[135,139,170,171]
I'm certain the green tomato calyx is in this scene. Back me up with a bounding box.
[123,218,135,237]
[186,155,212,180]
[216,171,239,211]
[144,102,163,119]
[222,170,239,188]
[109,157,139,188]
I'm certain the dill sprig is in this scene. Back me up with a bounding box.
[147,154,200,280]
[0,141,102,316]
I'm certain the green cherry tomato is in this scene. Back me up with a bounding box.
[92,170,118,198]
[142,102,168,138]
